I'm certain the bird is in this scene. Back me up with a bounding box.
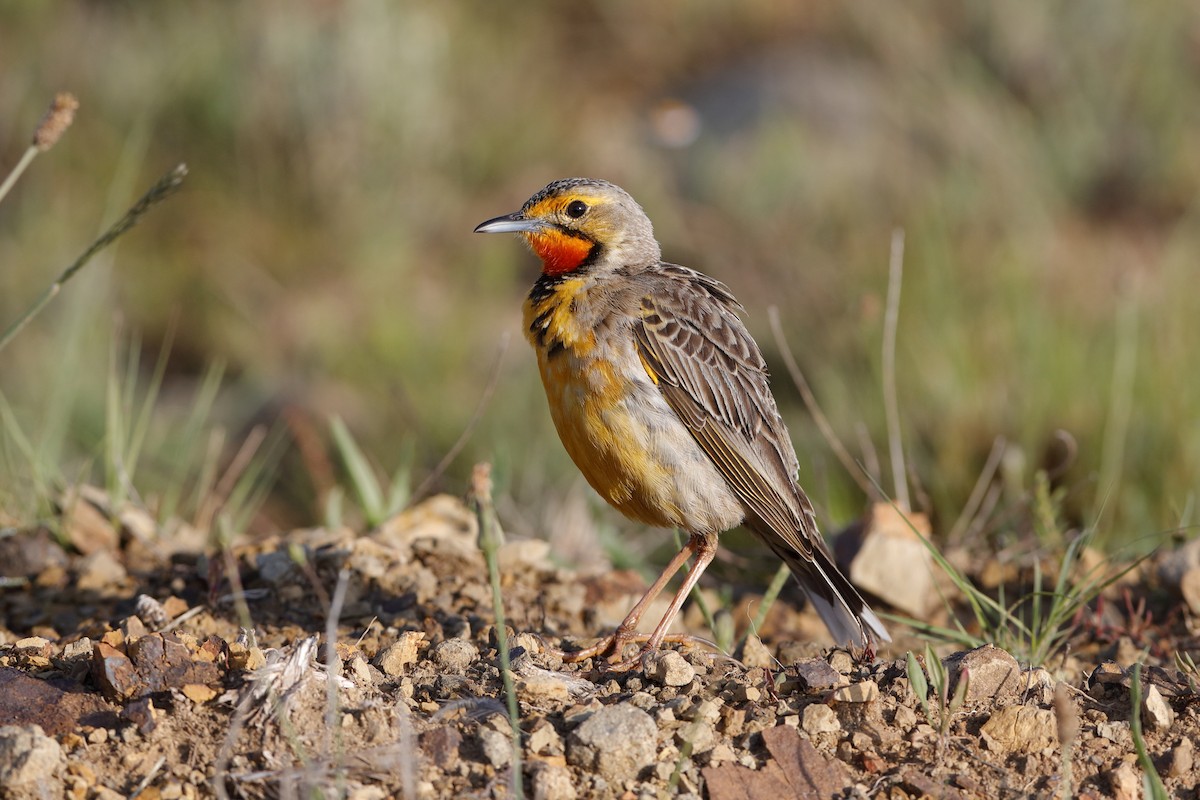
[474,177,889,670]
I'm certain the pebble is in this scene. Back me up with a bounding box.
[374,632,426,677]
[848,503,937,617]
[1108,761,1141,800]
[793,658,843,691]
[739,635,774,669]
[1168,737,1194,778]
[567,704,657,782]
[942,644,1021,702]
[76,550,127,591]
[1180,567,1200,616]
[1141,683,1174,732]
[478,727,513,768]
[61,637,94,661]
[527,721,563,755]
[431,638,478,674]
[827,651,855,675]
[0,725,63,787]
[676,720,717,753]
[254,550,296,585]
[831,681,879,703]
[892,703,918,731]
[801,703,841,735]
[648,651,695,687]
[531,763,577,800]
[980,706,1057,753]
[518,673,571,704]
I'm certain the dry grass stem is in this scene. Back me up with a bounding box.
[0,163,188,354]
[882,228,910,511]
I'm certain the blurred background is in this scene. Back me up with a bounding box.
[1,2,1197,571]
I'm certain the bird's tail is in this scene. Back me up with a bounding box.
[765,538,891,650]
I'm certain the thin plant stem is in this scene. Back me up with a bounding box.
[0,163,188,354]
[323,569,350,795]
[882,228,910,511]
[470,463,524,800]
[0,147,39,206]
[948,436,1007,542]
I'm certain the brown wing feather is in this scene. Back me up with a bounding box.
[633,264,890,647]
[633,265,817,556]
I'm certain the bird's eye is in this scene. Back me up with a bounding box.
[565,200,588,219]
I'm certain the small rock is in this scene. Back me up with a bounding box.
[1089,661,1127,688]
[14,636,52,655]
[1108,761,1142,800]
[792,658,842,691]
[1157,536,1200,587]
[227,641,267,671]
[346,785,387,800]
[831,681,879,703]
[431,638,478,674]
[498,539,552,572]
[61,637,93,661]
[734,685,761,703]
[181,683,218,703]
[527,721,563,755]
[801,703,841,735]
[1025,667,1056,704]
[848,503,939,617]
[91,642,140,701]
[649,651,695,687]
[676,719,717,753]
[681,698,723,725]
[1180,567,1200,616]
[827,651,855,674]
[739,635,774,669]
[60,487,119,555]
[892,704,917,731]
[479,727,513,768]
[1168,737,1194,778]
[567,704,657,782]
[1094,720,1128,744]
[419,727,461,771]
[374,632,426,677]
[76,549,127,591]
[530,763,577,800]
[518,674,571,704]
[255,550,297,585]
[0,725,63,787]
[943,644,1022,702]
[120,697,157,735]
[1141,683,1174,732]
[980,705,1057,753]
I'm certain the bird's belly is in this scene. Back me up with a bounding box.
[538,348,744,535]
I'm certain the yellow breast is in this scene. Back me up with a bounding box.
[522,280,680,527]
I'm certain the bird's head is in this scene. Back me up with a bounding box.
[474,178,660,277]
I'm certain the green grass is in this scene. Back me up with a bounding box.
[1129,663,1169,800]
[887,470,1151,668]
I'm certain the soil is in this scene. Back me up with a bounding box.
[1,488,1197,799]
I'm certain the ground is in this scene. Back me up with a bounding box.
[0,490,1197,799]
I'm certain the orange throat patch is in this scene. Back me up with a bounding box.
[525,229,593,276]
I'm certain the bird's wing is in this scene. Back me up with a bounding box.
[632,265,816,555]
[633,264,890,647]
